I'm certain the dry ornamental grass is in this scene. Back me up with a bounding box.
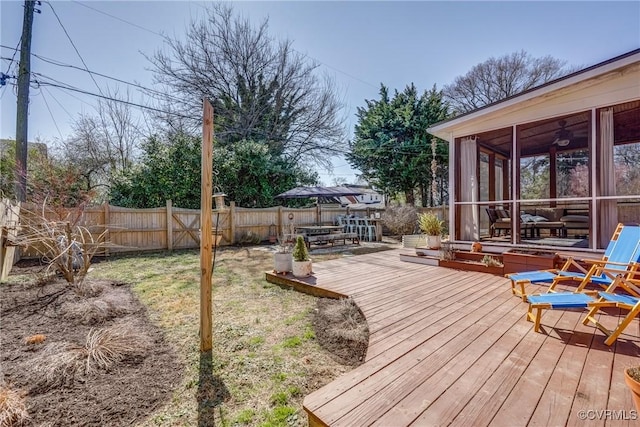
[59,285,135,325]
[31,324,151,388]
[0,384,30,427]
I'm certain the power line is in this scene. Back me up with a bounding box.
[46,80,96,107]
[40,87,65,141]
[1,49,184,104]
[71,0,378,90]
[4,40,21,75]
[45,1,104,96]
[36,78,196,120]
[70,0,166,38]
[32,54,184,103]
[295,50,378,89]
[42,86,74,119]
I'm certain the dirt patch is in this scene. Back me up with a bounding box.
[0,277,181,426]
[312,298,369,366]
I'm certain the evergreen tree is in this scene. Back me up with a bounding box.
[347,84,449,206]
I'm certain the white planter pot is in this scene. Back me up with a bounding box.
[292,260,313,278]
[426,235,441,249]
[402,234,426,248]
[274,253,292,274]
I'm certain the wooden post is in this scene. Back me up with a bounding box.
[316,204,321,225]
[103,202,110,257]
[229,201,236,245]
[166,199,173,251]
[0,201,20,282]
[200,99,214,352]
[277,206,283,237]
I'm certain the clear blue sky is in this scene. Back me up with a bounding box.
[1,1,639,184]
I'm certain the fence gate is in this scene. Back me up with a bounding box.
[170,208,231,250]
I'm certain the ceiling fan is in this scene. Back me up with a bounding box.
[551,120,572,147]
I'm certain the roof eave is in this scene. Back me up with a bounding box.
[427,49,640,140]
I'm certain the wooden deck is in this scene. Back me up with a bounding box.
[268,249,640,426]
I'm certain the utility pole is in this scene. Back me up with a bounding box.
[15,0,36,202]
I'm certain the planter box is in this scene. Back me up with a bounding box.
[439,259,504,276]
[454,251,503,264]
[503,250,560,275]
[402,234,426,248]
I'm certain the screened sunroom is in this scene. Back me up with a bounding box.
[428,49,640,251]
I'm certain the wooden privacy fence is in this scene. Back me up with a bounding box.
[0,198,20,280]
[18,200,389,258]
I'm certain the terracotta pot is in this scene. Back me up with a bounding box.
[624,368,640,412]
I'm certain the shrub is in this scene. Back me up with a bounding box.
[482,255,503,267]
[15,204,108,293]
[418,212,443,236]
[627,366,640,382]
[292,236,310,262]
[381,205,418,236]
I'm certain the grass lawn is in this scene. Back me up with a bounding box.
[88,246,351,426]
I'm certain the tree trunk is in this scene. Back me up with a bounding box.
[405,189,415,206]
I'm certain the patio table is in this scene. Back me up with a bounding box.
[294,225,344,236]
[530,221,566,238]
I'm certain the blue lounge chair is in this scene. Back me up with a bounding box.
[527,273,640,345]
[506,223,640,301]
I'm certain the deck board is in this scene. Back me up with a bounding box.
[266,249,640,426]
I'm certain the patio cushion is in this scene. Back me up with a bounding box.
[508,270,558,283]
[599,292,639,305]
[561,215,589,223]
[535,208,564,222]
[529,215,549,223]
[496,209,510,219]
[528,292,593,308]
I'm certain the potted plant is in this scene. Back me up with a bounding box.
[273,235,293,274]
[291,235,312,278]
[418,212,443,249]
[624,366,640,412]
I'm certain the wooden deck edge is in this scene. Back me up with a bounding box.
[264,271,348,299]
[303,404,328,427]
[399,253,440,266]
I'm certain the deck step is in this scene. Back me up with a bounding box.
[399,252,439,266]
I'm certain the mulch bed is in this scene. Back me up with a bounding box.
[1,274,181,426]
[312,298,369,366]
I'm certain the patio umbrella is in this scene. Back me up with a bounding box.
[275,186,364,199]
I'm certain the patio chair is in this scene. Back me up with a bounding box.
[506,223,640,301]
[486,208,511,237]
[526,272,640,345]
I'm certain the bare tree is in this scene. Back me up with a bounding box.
[62,86,142,195]
[443,51,577,114]
[146,3,346,168]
